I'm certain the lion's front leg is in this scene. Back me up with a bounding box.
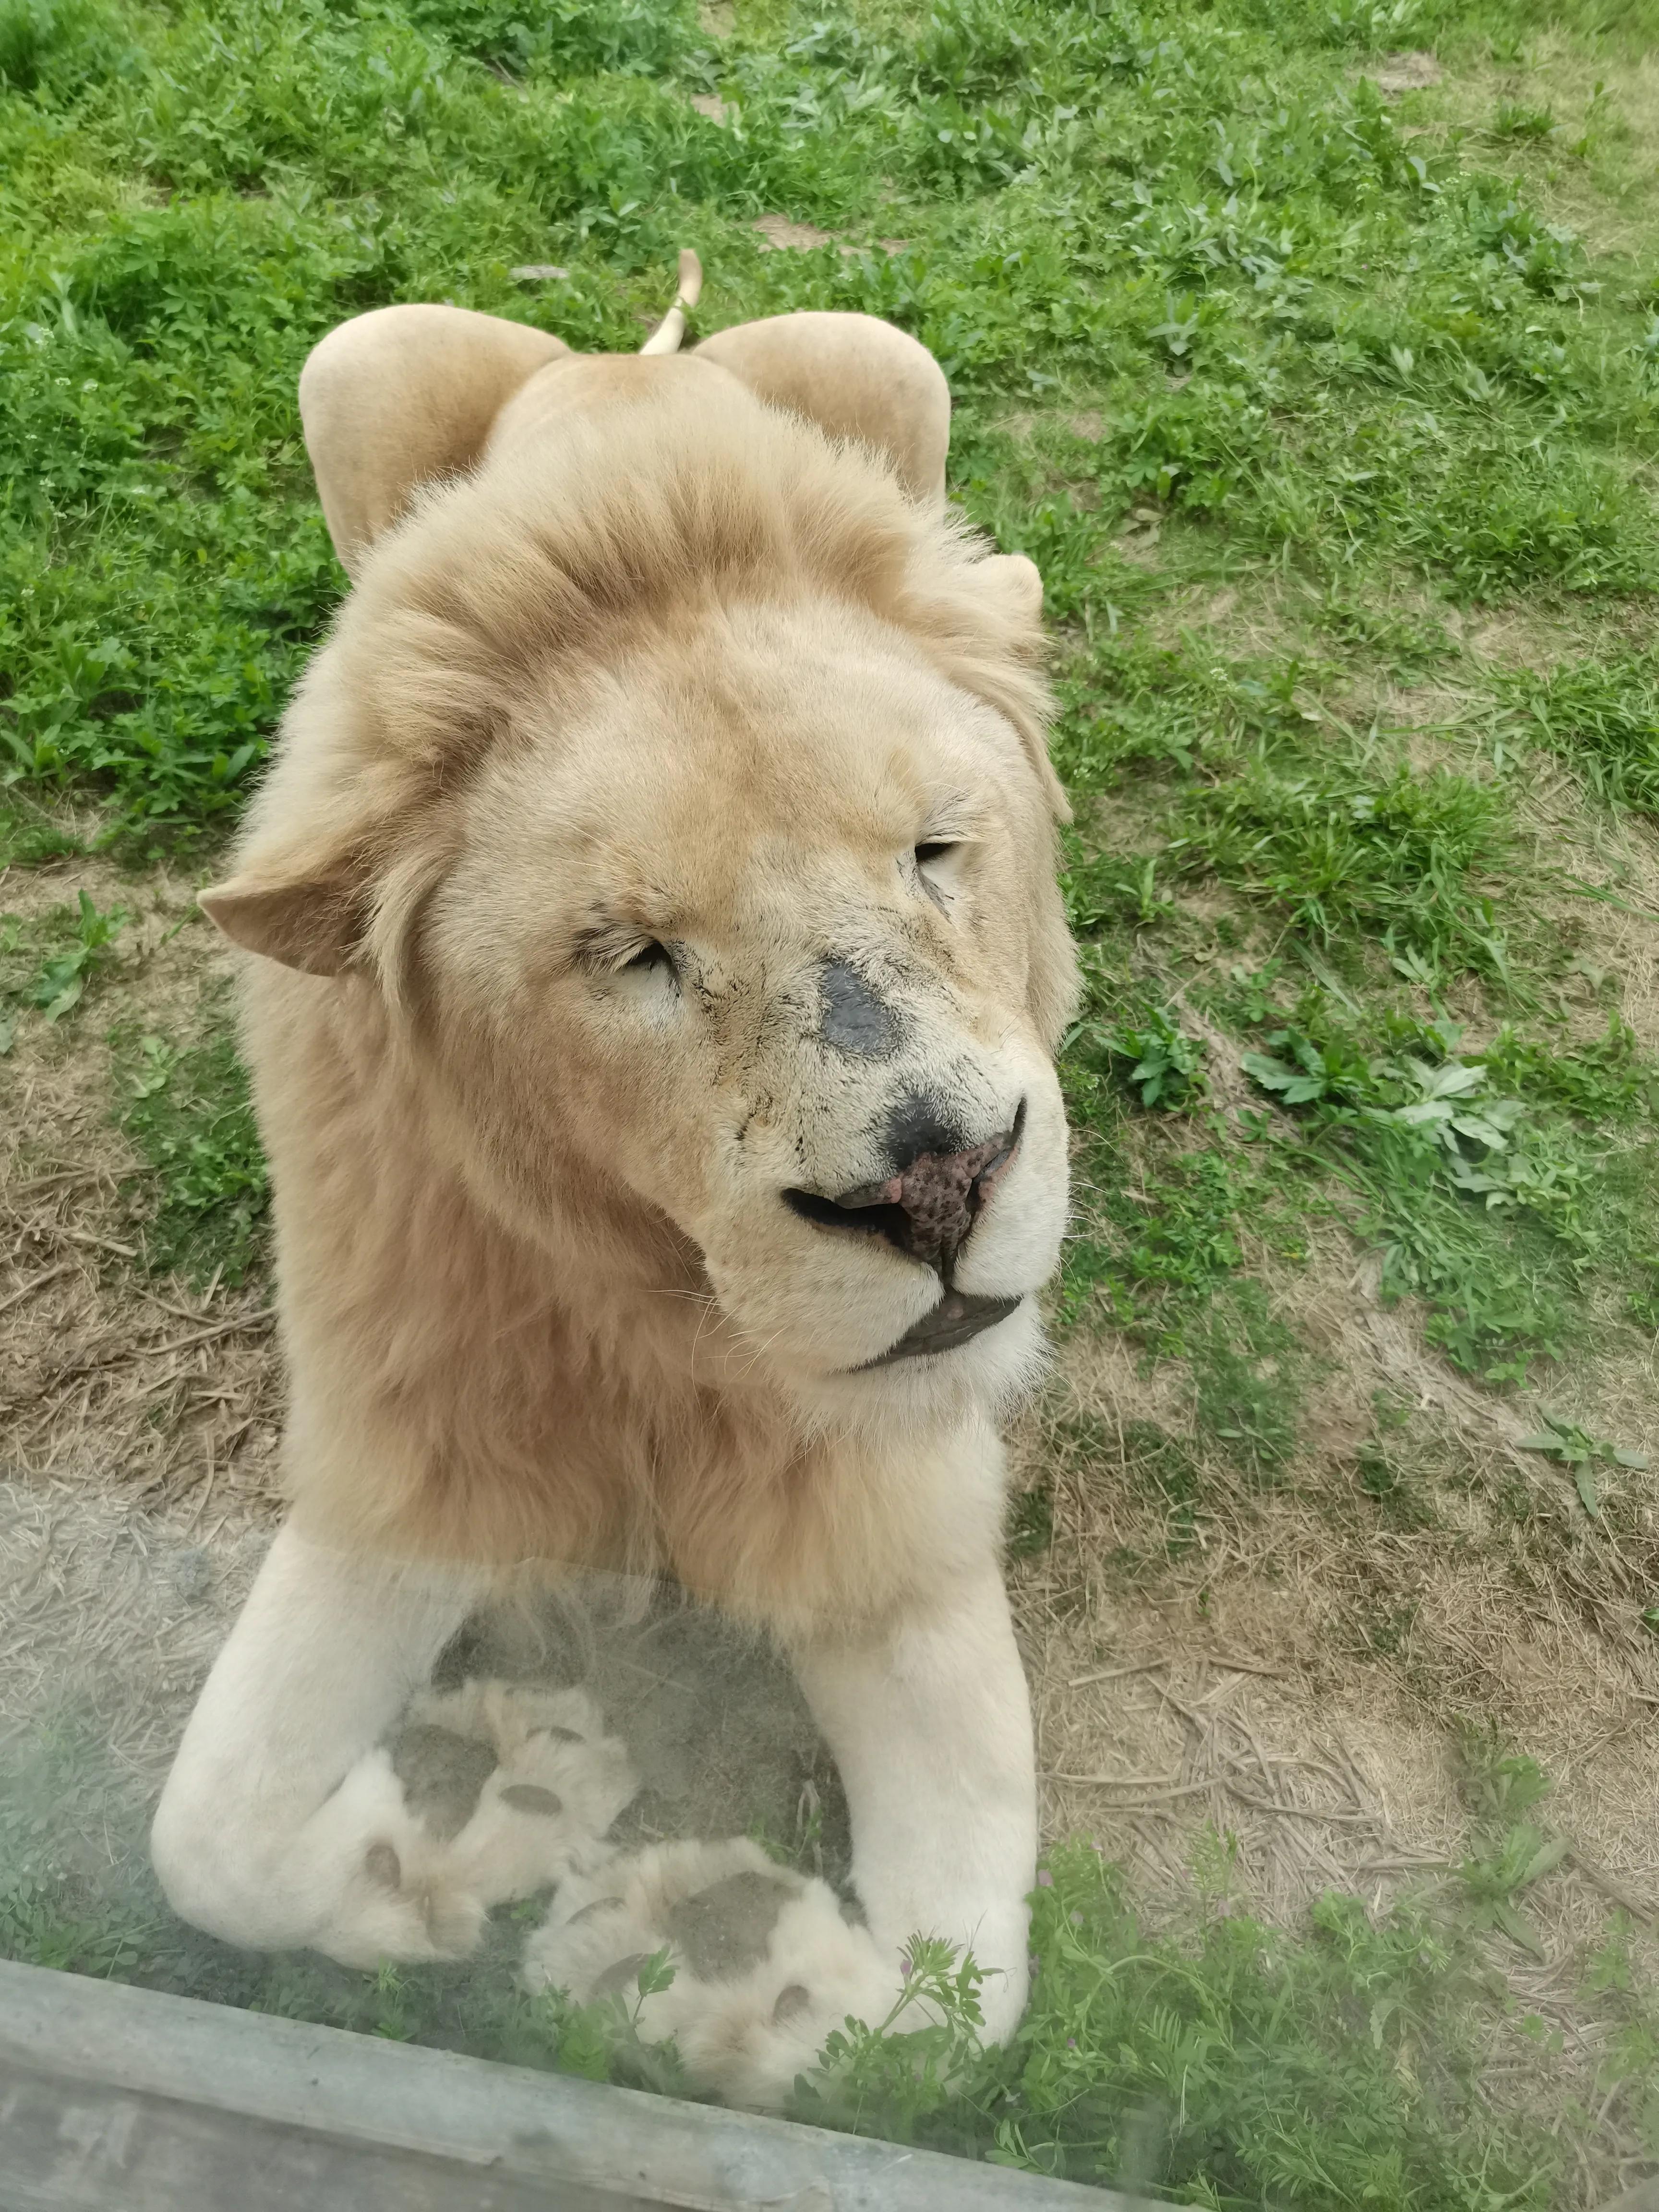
[151,1520,487,1965]
[793,1564,1038,2047]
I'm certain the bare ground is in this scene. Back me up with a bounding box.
[0,843,281,1523]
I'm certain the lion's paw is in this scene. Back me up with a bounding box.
[523,1837,900,2108]
[398,1680,638,1906]
[295,1686,635,1970]
[309,1745,492,1966]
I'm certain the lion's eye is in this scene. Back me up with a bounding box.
[622,940,673,975]
[913,840,964,909]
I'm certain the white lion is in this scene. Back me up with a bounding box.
[151,255,1078,2107]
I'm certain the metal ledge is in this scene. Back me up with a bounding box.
[0,1960,1142,2211]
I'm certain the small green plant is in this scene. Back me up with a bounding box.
[1453,1739,1566,1958]
[0,888,124,1047]
[795,1934,991,2141]
[0,1876,153,1977]
[1106,1008,1207,1110]
[0,796,80,868]
[1491,101,1556,141]
[1191,1290,1304,1475]
[1006,1483,1054,1559]
[1491,651,1659,816]
[1354,1441,1436,1529]
[1514,1412,1647,1520]
[1458,1823,1568,1959]
[369,1961,416,2041]
[1582,1920,1659,2161]
[1062,850,1177,934]
[1232,1009,1656,1380]
[747,1784,826,1874]
[535,1948,689,2098]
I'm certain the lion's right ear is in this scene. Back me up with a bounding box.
[300,306,571,577]
[198,853,367,975]
[694,312,951,507]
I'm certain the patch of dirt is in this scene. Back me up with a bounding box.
[750,215,907,257]
[1411,35,1659,260]
[1144,573,1305,659]
[1514,737,1659,1056]
[0,849,281,1522]
[753,214,840,252]
[1010,1231,1659,1973]
[0,1478,269,1892]
[1440,600,1659,673]
[1369,50,1442,97]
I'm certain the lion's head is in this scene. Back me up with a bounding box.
[204,313,1079,1426]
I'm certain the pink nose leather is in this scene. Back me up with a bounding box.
[845,1131,1019,1276]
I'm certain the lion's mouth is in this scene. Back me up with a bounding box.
[857,1289,1023,1369]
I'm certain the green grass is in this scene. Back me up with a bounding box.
[6,0,1659,2195]
[1491,649,1659,816]
[115,1009,269,1285]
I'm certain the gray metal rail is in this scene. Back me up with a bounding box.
[0,1959,1148,2210]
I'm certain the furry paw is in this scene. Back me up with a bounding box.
[306,1683,636,1969]
[306,1745,492,1966]
[399,1681,638,1906]
[523,1837,900,2109]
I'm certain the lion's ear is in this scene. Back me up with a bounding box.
[299,305,571,576]
[968,552,1070,822]
[693,312,951,507]
[199,854,367,975]
[975,552,1044,625]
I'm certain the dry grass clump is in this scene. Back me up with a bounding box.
[1,848,282,1523]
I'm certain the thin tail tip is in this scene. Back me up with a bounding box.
[638,247,704,355]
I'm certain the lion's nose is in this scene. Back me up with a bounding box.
[783,1098,1026,1281]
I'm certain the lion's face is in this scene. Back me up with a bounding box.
[419,595,1072,1413]
[206,351,1080,1423]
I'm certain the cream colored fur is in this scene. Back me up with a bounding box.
[527,1838,901,2110]
[151,269,1078,2106]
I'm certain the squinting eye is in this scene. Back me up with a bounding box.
[912,840,964,913]
[621,940,674,976]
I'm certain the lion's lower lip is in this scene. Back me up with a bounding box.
[857,1290,1023,1369]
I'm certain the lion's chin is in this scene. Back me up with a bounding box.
[854,1288,1024,1370]
[774,1293,1049,1436]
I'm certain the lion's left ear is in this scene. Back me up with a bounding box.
[694,311,951,507]
[965,552,1070,822]
[199,847,369,976]
[976,552,1044,625]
